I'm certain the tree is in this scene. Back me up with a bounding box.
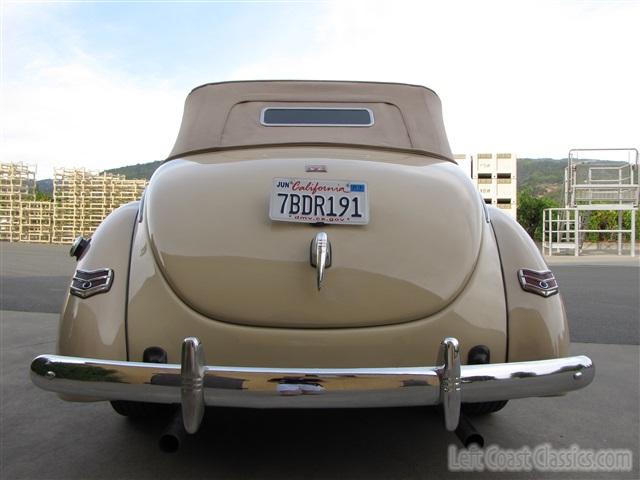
[517,189,558,240]
[586,210,640,242]
[35,188,52,202]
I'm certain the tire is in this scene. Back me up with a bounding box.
[462,400,508,416]
[110,400,176,419]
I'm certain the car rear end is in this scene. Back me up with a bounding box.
[31,81,594,435]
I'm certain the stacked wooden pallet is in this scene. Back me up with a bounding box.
[20,201,53,243]
[52,168,147,243]
[0,162,37,242]
[1,162,147,244]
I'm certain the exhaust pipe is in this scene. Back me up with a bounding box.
[455,414,484,448]
[159,407,186,453]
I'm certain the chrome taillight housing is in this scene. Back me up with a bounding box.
[70,268,114,298]
[518,269,558,297]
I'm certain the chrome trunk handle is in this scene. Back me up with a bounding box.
[310,232,331,290]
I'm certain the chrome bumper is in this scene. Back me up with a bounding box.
[30,337,594,434]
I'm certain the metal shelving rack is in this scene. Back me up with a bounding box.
[543,148,638,257]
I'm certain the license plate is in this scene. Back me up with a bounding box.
[269,178,369,225]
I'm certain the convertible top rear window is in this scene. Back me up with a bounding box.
[261,107,374,127]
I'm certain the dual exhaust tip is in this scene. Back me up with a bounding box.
[156,407,484,453]
[455,415,484,448]
[159,407,186,453]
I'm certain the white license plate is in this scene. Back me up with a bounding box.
[269,178,369,225]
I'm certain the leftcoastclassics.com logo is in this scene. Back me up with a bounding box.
[448,444,633,472]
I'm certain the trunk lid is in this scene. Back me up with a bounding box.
[145,147,483,328]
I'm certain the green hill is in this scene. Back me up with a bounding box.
[36,179,54,197]
[103,160,164,180]
[517,158,567,203]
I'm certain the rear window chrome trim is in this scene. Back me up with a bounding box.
[260,107,375,127]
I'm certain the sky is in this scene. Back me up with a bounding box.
[1,0,639,179]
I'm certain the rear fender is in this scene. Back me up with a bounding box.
[489,207,570,361]
[57,202,139,363]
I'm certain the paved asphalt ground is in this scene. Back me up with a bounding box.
[1,243,639,479]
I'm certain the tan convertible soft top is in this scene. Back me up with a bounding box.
[168,80,453,161]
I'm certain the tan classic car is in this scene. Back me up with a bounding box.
[31,81,594,448]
